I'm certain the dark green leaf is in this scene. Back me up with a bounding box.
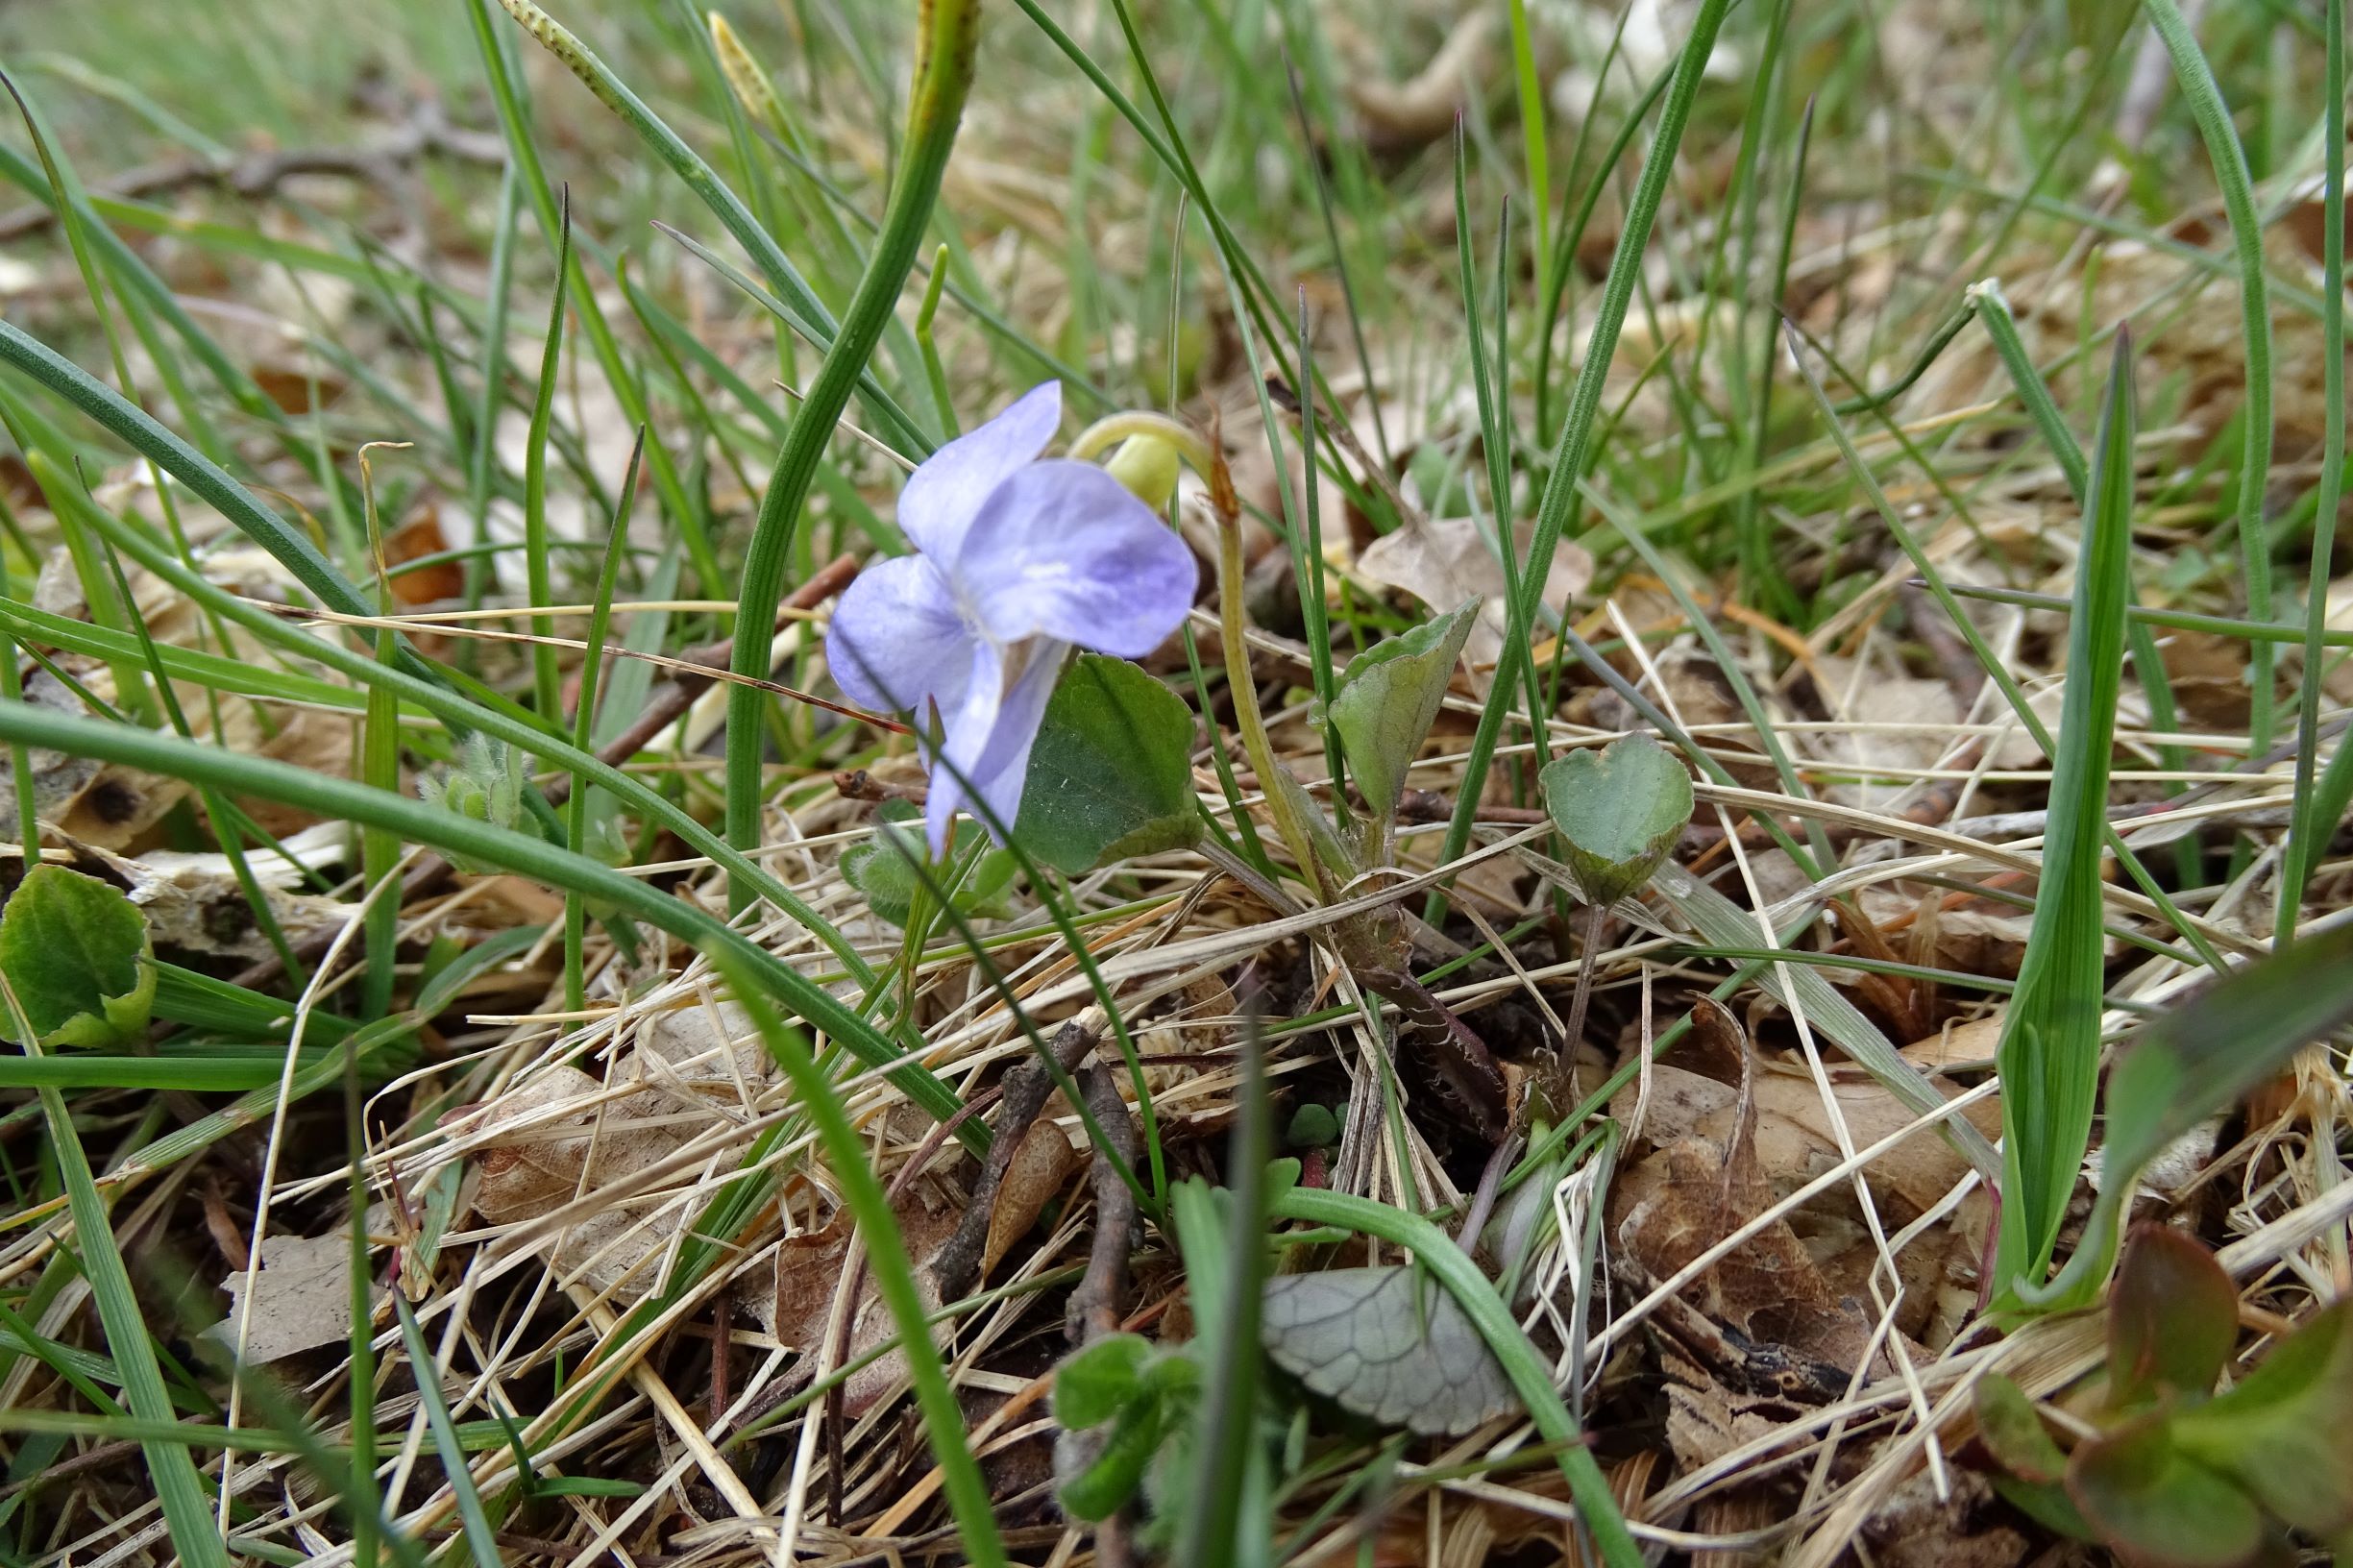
[1055,1333,1153,1430]
[1989,1472,2097,1541]
[2174,1301,2353,1533]
[1974,1373,2069,1484]
[1261,1264,1517,1436]
[1286,1103,1340,1149]
[2111,1226,2237,1407]
[1317,600,1479,823]
[0,866,155,1048]
[1538,734,1695,906]
[2069,1414,2262,1567]
[1014,654,1202,874]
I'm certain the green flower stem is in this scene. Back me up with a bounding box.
[1427,0,1731,925]
[1066,411,1217,472]
[1270,1187,1641,1568]
[1216,502,1327,894]
[723,0,981,911]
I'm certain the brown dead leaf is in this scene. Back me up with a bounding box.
[982,1117,1078,1277]
[772,1189,960,1419]
[468,1066,695,1298]
[1613,1001,1883,1383]
[204,1232,379,1363]
[382,505,467,607]
[1355,514,1593,685]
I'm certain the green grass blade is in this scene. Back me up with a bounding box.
[1993,332,2140,1305]
[1426,0,1731,922]
[2284,0,2348,936]
[2,988,230,1568]
[521,197,572,725]
[722,0,980,904]
[2141,0,2277,749]
[394,1300,502,1567]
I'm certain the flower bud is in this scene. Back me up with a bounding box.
[1102,433,1179,514]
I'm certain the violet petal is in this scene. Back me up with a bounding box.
[824,553,975,719]
[952,460,1198,657]
[895,381,1062,560]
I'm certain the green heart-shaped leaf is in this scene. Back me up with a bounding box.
[1538,734,1695,906]
[840,801,1013,928]
[0,865,155,1048]
[1317,600,1479,823]
[1014,654,1202,875]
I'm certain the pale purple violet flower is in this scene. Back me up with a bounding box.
[826,382,1197,858]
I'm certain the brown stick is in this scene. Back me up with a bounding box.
[932,1019,1100,1303]
[0,103,504,241]
[224,553,860,995]
[1065,1066,1143,1346]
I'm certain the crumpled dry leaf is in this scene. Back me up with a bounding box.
[57,823,355,960]
[466,1066,694,1300]
[1355,515,1592,684]
[205,1232,378,1363]
[1615,1003,1893,1389]
[1810,654,1963,812]
[770,1188,960,1419]
[1261,1263,1519,1436]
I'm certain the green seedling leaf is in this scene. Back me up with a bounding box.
[1014,653,1202,874]
[0,865,155,1047]
[2020,918,2353,1311]
[2068,1414,2263,1568]
[1261,1264,1518,1436]
[1316,600,1479,825]
[1538,734,1695,906]
[1054,1333,1154,1430]
[2110,1226,2237,1408]
[2173,1301,2353,1534]
[842,802,1015,928]
[1974,1373,2069,1484]
[1286,1102,1340,1149]
[418,735,530,877]
[1059,1389,1173,1522]
[1994,334,2138,1307]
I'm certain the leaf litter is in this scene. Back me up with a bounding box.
[0,1,2347,1565]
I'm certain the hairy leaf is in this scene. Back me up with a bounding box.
[1015,653,1202,874]
[0,866,155,1048]
[1055,1334,1154,1431]
[843,801,1014,927]
[1317,600,1479,823]
[1539,734,1695,906]
[1261,1264,1517,1436]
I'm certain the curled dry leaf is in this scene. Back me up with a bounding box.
[1355,514,1593,686]
[771,1188,961,1420]
[982,1116,1080,1278]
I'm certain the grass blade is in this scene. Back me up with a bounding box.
[720,0,979,905]
[1993,331,2139,1306]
